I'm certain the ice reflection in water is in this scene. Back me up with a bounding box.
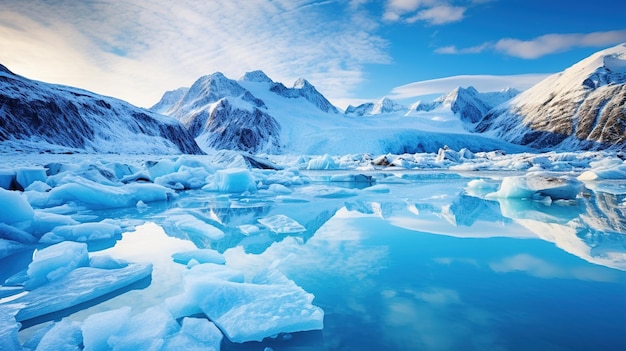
[13,171,626,350]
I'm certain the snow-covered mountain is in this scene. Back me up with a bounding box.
[408,86,519,128]
[345,97,406,116]
[149,72,279,153]
[476,43,626,150]
[0,64,202,154]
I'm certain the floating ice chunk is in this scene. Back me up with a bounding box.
[166,263,246,318]
[329,173,374,185]
[200,269,323,343]
[0,239,29,259]
[0,223,37,244]
[35,319,83,351]
[42,177,174,210]
[168,265,323,343]
[155,166,210,190]
[0,169,15,190]
[306,154,337,170]
[465,179,500,197]
[0,306,20,350]
[39,222,123,244]
[267,183,292,194]
[362,184,391,193]
[16,167,47,190]
[209,168,256,193]
[163,317,223,351]
[258,214,306,234]
[169,214,225,240]
[82,307,131,351]
[25,180,52,192]
[172,249,226,265]
[25,241,89,289]
[0,188,35,225]
[578,162,626,180]
[107,306,179,351]
[29,212,79,238]
[146,159,178,180]
[4,263,152,321]
[487,173,583,200]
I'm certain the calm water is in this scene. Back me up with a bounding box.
[14,171,626,350]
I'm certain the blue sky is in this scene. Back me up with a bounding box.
[1,0,625,109]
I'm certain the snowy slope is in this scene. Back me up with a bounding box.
[407,86,519,128]
[0,64,202,154]
[345,97,407,116]
[154,70,529,155]
[476,43,626,150]
[150,72,280,153]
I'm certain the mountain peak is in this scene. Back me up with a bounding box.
[293,78,312,89]
[0,63,15,75]
[240,70,274,84]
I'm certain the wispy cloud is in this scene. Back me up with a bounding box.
[406,5,466,25]
[383,0,467,25]
[0,0,390,107]
[436,29,626,59]
[389,73,550,99]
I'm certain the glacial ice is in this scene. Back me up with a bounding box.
[82,307,131,351]
[207,168,256,192]
[486,173,583,201]
[167,263,324,343]
[163,317,223,351]
[33,319,83,351]
[5,262,152,321]
[24,241,89,289]
[39,221,122,244]
[167,214,225,241]
[15,167,47,190]
[1,149,625,349]
[0,188,35,225]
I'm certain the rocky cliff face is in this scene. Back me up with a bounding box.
[0,66,202,154]
[196,98,281,153]
[476,43,626,150]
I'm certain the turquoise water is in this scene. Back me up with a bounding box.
[12,172,626,350]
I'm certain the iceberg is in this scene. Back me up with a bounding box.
[82,306,131,351]
[0,188,35,225]
[39,221,123,244]
[163,317,223,351]
[3,263,152,321]
[166,263,323,343]
[23,241,89,290]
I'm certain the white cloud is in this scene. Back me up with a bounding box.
[383,0,465,24]
[0,0,390,107]
[388,73,550,99]
[494,30,626,59]
[436,29,626,59]
[406,5,465,25]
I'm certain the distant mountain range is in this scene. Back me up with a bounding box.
[1,44,624,154]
